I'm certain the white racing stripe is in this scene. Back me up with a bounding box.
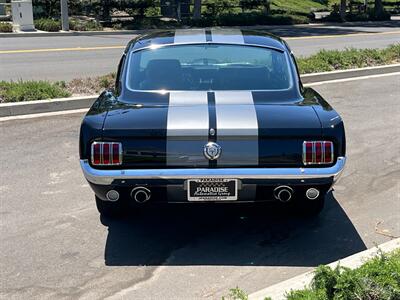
[214,91,259,166]
[211,28,245,44]
[166,92,209,166]
[174,29,206,44]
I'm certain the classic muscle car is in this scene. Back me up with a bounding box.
[79,29,346,218]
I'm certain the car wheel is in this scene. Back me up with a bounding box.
[95,196,125,218]
[294,193,325,217]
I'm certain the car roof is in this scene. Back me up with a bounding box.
[127,29,288,53]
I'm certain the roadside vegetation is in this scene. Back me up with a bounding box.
[223,249,400,300]
[34,17,103,32]
[1,44,398,103]
[28,0,396,32]
[286,249,400,300]
[34,18,61,32]
[0,74,114,103]
[0,81,71,103]
[297,44,400,73]
[0,22,12,33]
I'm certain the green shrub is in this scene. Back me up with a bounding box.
[297,44,400,74]
[65,72,116,95]
[34,18,61,32]
[112,23,123,30]
[323,7,391,22]
[122,17,180,30]
[0,22,13,33]
[69,19,103,31]
[216,12,309,26]
[0,81,70,103]
[286,250,400,300]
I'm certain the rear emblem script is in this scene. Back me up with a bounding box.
[204,142,221,160]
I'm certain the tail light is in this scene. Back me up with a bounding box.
[303,141,334,165]
[91,142,122,166]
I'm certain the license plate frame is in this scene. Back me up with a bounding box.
[187,178,238,201]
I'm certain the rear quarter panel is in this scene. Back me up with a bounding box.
[302,87,346,158]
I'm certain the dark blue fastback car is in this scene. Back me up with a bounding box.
[79,29,346,218]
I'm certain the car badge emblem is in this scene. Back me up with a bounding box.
[204,142,221,160]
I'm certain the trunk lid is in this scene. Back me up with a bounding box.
[102,91,322,168]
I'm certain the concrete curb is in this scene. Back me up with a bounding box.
[301,63,400,84]
[0,30,145,38]
[0,64,399,117]
[249,238,400,300]
[1,19,399,38]
[0,96,96,117]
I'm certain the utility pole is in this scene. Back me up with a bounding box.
[193,0,202,20]
[60,0,69,31]
[339,0,346,21]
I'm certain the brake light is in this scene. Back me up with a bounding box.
[303,141,333,165]
[91,142,122,166]
[92,143,101,165]
[324,141,333,163]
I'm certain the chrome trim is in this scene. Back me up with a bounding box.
[125,45,293,93]
[312,141,316,164]
[106,190,120,202]
[306,188,320,200]
[131,42,285,54]
[80,157,346,185]
[325,141,334,164]
[273,185,293,202]
[302,142,307,165]
[131,187,151,203]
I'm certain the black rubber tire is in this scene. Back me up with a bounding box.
[95,196,125,218]
[294,194,325,217]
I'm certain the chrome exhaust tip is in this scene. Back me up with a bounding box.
[274,186,293,203]
[106,190,120,202]
[306,188,320,200]
[131,187,151,203]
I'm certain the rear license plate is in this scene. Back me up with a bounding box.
[187,179,238,201]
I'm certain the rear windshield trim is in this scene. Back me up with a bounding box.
[125,43,294,93]
[131,42,285,54]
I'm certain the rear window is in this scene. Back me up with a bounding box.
[126,44,293,91]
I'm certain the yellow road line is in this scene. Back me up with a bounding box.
[0,45,125,54]
[285,30,400,40]
[1,30,399,54]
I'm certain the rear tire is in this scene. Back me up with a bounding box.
[294,194,325,217]
[95,196,125,218]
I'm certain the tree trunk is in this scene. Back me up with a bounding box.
[339,0,346,20]
[374,0,384,16]
[263,0,271,15]
[193,0,202,20]
[102,0,111,22]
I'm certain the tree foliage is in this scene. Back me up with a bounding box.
[32,0,157,20]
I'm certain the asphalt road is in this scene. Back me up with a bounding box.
[0,23,399,81]
[1,74,399,299]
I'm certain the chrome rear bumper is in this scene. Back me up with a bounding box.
[80,157,346,185]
